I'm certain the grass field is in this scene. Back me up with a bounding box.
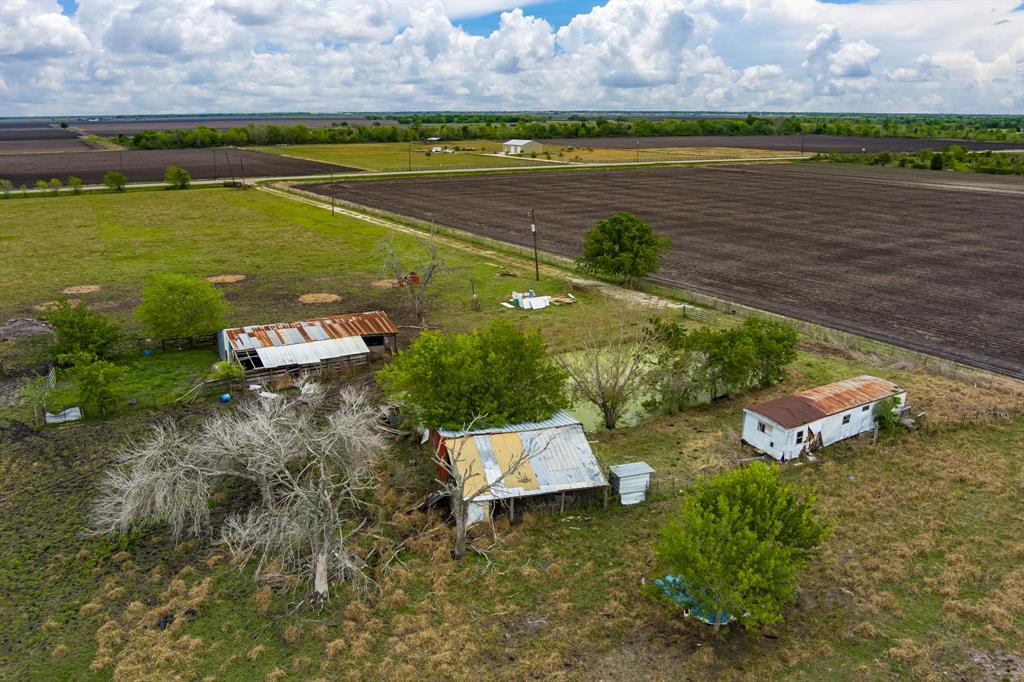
[551,145,800,163]
[254,140,551,172]
[2,185,1023,680]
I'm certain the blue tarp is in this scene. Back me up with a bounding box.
[655,575,734,626]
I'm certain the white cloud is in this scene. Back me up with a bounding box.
[0,0,1020,115]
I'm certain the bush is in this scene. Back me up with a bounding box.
[164,166,191,189]
[657,462,828,631]
[874,395,903,434]
[377,318,567,429]
[0,178,11,198]
[135,274,228,340]
[72,355,127,408]
[103,171,127,191]
[209,360,245,380]
[48,178,62,195]
[35,179,48,192]
[68,176,83,194]
[577,212,671,287]
[48,301,122,363]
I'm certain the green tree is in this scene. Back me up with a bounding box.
[644,316,700,414]
[873,396,903,434]
[930,152,944,170]
[657,462,828,632]
[135,274,228,340]
[685,326,757,398]
[47,301,122,362]
[48,178,62,195]
[19,375,50,426]
[72,354,127,410]
[35,179,48,192]
[68,176,83,194]
[741,317,799,388]
[0,178,12,198]
[577,212,671,287]
[164,166,192,189]
[103,171,127,191]
[377,319,567,429]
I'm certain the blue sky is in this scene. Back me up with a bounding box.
[3,0,1022,115]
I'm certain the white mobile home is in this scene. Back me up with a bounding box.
[742,375,906,461]
[502,139,543,155]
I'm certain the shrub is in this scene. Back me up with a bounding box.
[103,171,127,191]
[48,301,122,362]
[208,360,245,380]
[577,211,671,287]
[35,179,48,192]
[72,354,127,408]
[657,462,828,631]
[164,166,191,189]
[377,318,567,429]
[68,176,83,194]
[0,178,12,198]
[135,274,228,340]
[49,178,62,195]
[874,395,903,434]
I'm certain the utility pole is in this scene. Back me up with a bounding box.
[801,134,805,155]
[636,137,640,163]
[239,157,245,186]
[330,172,335,215]
[408,139,412,171]
[119,152,124,173]
[213,148,217,179]
[530,208,539,282]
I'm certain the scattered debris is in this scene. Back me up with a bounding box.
[502,291,576,310]
[61,284,101,294]
[0,318,54,341]
[206,274,246,284]
[498,270,519,278]
[298,293,342,303]
[45,406,82,424]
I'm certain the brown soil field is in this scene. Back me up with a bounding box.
[303,163,1024,378]
[0,148,351,185]
[0,123,94,154]
[0,139,96,154]
[541,134,1024,153]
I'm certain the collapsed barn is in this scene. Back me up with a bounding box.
[218,311,398,377]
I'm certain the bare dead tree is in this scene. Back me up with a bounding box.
[379,232,445,327]
[431,417,550,559]
[91,382,387,603]
[557,321,653,430]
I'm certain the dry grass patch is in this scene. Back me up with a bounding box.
[298,293,342,304]
[61,284,102,294]
[205,274,246,283]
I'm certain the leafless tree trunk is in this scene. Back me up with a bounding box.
[379,233,445,327]
[431,417,548,559]
[557,322,652,429]
[92,381,387,602]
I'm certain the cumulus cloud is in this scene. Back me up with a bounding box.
[0,0,1019,115]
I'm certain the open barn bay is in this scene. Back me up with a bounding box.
[305,163,1024,378]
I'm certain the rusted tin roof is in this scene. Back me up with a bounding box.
[746,375,904,429]
[223,311,397,351]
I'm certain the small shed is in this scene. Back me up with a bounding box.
[430,411,606,525]
[502,139,543,155]
[218,310,398,374]
[742,375,907,461]
[609,462,655,505]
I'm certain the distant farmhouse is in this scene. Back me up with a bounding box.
[503,139,543,155]
[218,311,398,375]
[742,375,906,461]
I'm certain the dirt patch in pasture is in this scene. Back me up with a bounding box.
[370,279,397,288]
[206,274,247,284]
[61,285,101,295]
[298,293,342,304]
[32,299,78,312]
[0,317,54,341]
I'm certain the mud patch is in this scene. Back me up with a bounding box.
[370,279,397,289]
[298,293,342,304]
[61,285,101,295]
[0,318,54,341]
[206,274,247,284]
[964,649,1024,681]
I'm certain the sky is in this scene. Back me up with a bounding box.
[0,0,1022,116]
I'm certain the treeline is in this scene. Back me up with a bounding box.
[813,147,1024,175]
[120,114,1024,151]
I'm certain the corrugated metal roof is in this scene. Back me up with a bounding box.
[253,336,369,369]
[436,410,582,438]
[797,375,904,415]
[223,311,397,352]
[441,411,606,501]
[747,375,903,428]
[504,139,534,145]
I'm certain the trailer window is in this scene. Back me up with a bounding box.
[861,405,870,412]
[795,431,804,444]
[757,422,772,434]
[842,414,851,425]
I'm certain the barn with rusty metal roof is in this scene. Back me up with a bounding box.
[741,375,907,461]
[217,311,398,372]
